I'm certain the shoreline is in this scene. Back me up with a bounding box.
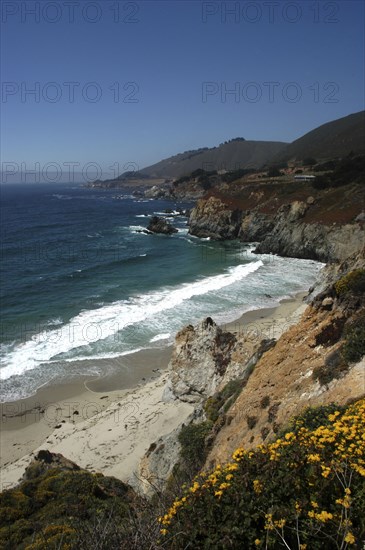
[0,290,308,489]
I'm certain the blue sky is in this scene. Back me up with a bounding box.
[1,0,364,179]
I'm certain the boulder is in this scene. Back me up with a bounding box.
[147,216,178,234]
[321,296,334,310]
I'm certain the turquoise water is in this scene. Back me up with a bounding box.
[0,183,322,401]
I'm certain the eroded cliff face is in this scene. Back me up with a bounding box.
[188,196,242,240]
[205,249,365,469]
[254,202,364,262]
[189,196,364,262]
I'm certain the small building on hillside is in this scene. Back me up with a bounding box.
[294,175,316,182]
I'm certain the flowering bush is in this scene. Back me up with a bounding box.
[334,269,365,297]
[159,399,365,549]
[342,316,365,364]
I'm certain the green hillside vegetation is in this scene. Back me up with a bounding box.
[0,468,141,549]
[312,156,365,189]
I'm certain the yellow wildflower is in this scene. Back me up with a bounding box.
[316,510,333,522]
[253,479,263,494]
[321,465,331,478]
[307,453,321,463]
[344,532,355,544]
[274,518,286,528]
[189,481,200,493]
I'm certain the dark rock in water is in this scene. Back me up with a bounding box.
[147,215,178,235]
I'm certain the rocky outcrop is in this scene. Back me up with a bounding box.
[189,196,365,262]
[137,318,276,495]
[144,185,168,199]
[163,318,239,403]
[188,197,242,240]
[147,215,178,234]
[238,211,275,241]
[254,201,364,262]
[306,245,365,303]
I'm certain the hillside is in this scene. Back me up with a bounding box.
[88,111,365,189]
[138,139,287,179]
[273,111,365,164]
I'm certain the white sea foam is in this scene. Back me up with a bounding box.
[129,225,146,231]
[149,333,171,343]
[51,349,143,363]
[46,317,63,326]
[0,260,263,380]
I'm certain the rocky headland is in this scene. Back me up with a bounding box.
[188,180,364,262]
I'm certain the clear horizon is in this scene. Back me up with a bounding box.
[1,0,364,181]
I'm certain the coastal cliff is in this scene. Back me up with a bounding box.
[189,186,364,262]
[188,196,243,240]
[205,248,365,468]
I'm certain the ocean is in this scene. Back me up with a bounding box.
[0,183,323,402]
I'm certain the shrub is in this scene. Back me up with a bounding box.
[221,168,255,183]
[342,321,365,363]
[334,269,365,296]
[204,379,246,423]
[260,395,270,409]
[268,402,280,423]
[261,426,270,441]
[267,167,281,177]
[282,402,346,434]
[178,422,213,474]
[0,469,138,549]
[302,157,317,166]
[312,155,365,188]
[246,415,258,430]
[159,398,365,549]
[312,174,330,189]
[312,348,349,386]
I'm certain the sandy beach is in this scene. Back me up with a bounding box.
[0,292,308,491]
